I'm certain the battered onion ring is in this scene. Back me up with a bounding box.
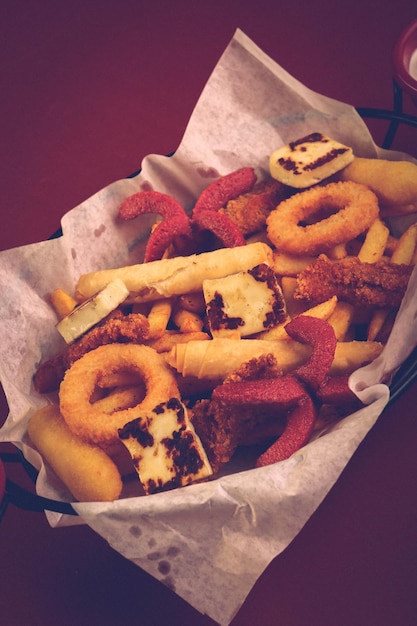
[266,181,379,256]
[59,344,180,447]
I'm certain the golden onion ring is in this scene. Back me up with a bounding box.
[266,181,379,256]
[59,343,180,447]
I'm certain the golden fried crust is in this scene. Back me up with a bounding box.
[33,312,150,393]
[338,157,417,216]
[191,354,285,473]
[294,255,413,307]
[219,179,289,236]
[266,181,379,256]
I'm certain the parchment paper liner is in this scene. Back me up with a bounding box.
[1,30,417,626]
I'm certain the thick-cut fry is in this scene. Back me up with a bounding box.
[281,276,306,318]
[258,297,337,341]
[147,298,173,338]
[272,251,316,276]
[177,292,206,314]
[173,307,204,333]
[357,218,390,263]
[327,302,355,341]
[327,243,348,260]
[28,404,123,502]
[330,340,383,375]
[145,330,210,353]
[391,223,417,264]
[50,288,77,319]
[93,386,146,413]
[368,223,417,340]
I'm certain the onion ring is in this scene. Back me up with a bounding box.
[59,344,180,447]
[266,181,379,256]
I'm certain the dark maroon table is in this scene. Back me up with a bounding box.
[1,2,417,625]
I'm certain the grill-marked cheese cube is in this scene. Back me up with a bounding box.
[118,397,212,495]
[56,278,129,343]
[269,132,354,188]
[203,263,286,337]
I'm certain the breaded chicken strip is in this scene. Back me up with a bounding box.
[294,255,413,308]
[33,312,150,393]
[219,178,289,236]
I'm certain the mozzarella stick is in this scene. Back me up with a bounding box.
[28,404,123,502]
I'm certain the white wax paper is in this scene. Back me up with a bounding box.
[1,29,417,626]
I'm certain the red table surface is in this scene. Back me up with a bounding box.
[1,2,417,625]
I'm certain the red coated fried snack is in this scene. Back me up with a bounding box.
[118,190,192,262]
[191,210,246,248]
[255,393,317,467]
[285,315,337,391]
[192,167,257,214]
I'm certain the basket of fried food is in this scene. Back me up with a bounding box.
[29,132,417,504]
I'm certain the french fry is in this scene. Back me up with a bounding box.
[177,292,206,314]
[147,298,173,338]
[281,276,307,317]
[93,385,146,413]
[367,223,417,340]
[357,218,390,263]
[258,297,337,341]
[330,340,383,375]
[146,330,210,353]
[173,307,204,333]
[271,251,316,276]
[50,288,77,319]
[327,242,347,260]
[327,301,355,341]
[391,223,417,264]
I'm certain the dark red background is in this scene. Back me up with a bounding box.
[1,2,417,625]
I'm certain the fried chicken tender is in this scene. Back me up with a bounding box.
[219,178,289,236]
[33,312,150,393]
[294,255,413,308]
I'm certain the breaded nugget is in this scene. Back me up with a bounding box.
[338,157,417,216]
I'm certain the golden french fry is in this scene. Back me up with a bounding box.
[367,308,389,342]
[28,404,122,502]
[281,276,307,318]
[391,223,417,264]
[367,223,417,340]
[50,288,77,319]
[146,330,210,353]
[327,301,355,341]
[147,298,173,338]
[330,340,383,375]
[177,292,206,314]
[173,307,204,333]
[357,218,390,263]
[93,385,146,413]
[258,297,337,341]
[271,251,316,276]
[327,242,347,260]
